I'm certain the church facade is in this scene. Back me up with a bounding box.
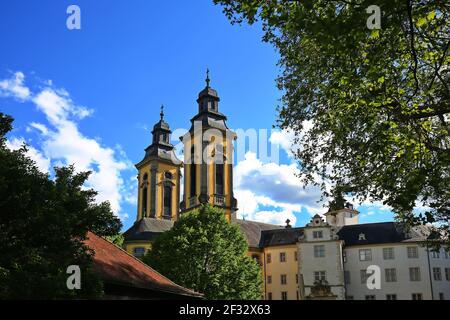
[123,73,450,300]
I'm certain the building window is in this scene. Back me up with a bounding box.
[296,274,298,284]
[407,246,419,258]
[296,291,299,300]
[361,269,369,284]
[365,295,376,300]
[314,245,325,258]
[386,294,397,300]
[439,293,444,300]
[189,147,197,197]
[267,292,272,300]
[346,296,354,300]
[141,173,148,217]
[267,253,271,264]
[433,267,442,281]
[385,268,397,282]
[314,271,326,282]
[412,293,423,300]
[444,250,450,259]
[164,171,173,180]
[281,274,287,285]
[344,271,351,284]
[409,267,421,281]
[343,250,347,263]
[215,163,224,195]
[313,230,323,239]
[432,250,440,259]
[281,291,288,300]
[294,251,298,261]
[383,247,395,260]
[445,268,450,281]
[359,249,372,261]
[133,247,146,258]
[280,252,286,262]
[267,275,272,284]
[141,186,148,217]
[163,184,172,217]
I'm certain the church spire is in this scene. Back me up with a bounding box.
[205,68,210,88]
[160,104,164,120]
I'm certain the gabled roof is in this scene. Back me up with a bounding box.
[236,219,284,248]
[123,218,174,242]
[84,231,203,298]
[335,222,433,246]
[260,227,304,247]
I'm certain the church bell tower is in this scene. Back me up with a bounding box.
[135,106,182,221]
[180,70,238,221]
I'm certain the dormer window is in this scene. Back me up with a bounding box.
[313,231,323,239]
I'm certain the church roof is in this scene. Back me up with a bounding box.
[260,227,304,247]
[123,218,174,242]
[236,219,284,248]
[198,86,219,100]
[84,231,203,298]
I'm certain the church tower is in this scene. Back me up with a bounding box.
[180,70,238,221]
[135,106,182,221]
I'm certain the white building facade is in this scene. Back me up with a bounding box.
[296,205,450,300]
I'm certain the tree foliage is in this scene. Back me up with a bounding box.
[214,0,450,239]
[143,205,263,300]
[0,113,122,299]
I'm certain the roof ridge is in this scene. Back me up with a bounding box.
[341,221,395,227]
[87,231,202,297]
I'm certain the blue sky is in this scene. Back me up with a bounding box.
[0,0,395,231]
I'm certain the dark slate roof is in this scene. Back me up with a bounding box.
[338,222,433,246]
[236,219,284,248]
[198,86,219,99]
[260,227,304,247]
[85,232,203,298]
[337,222,408,246]
[123,218,174,242]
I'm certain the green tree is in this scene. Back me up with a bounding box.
[105,233,124,247]
[0,113,122,299]
[214,0,449,240]
[143,205,263,300]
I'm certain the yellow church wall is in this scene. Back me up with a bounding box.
[263,245,299,300]
[123,241,152,257]
[182,131,234,222]
[136,160,181,221]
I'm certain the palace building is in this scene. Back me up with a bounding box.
[123,72,450,300]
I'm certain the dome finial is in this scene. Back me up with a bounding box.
[205,68,210,88]
[160,104,164,120]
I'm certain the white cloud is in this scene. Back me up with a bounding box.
[0,72,133,220]
[0,71,31,101]
[28,122,49,136]
[234,151,327,225]
[5,137,51,173]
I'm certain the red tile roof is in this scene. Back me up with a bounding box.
[84,231,203,298]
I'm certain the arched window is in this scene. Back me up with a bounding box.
[215,163,224,195]
[142,173,148,217]
[163,184,172,217]
[190,146,196,197]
